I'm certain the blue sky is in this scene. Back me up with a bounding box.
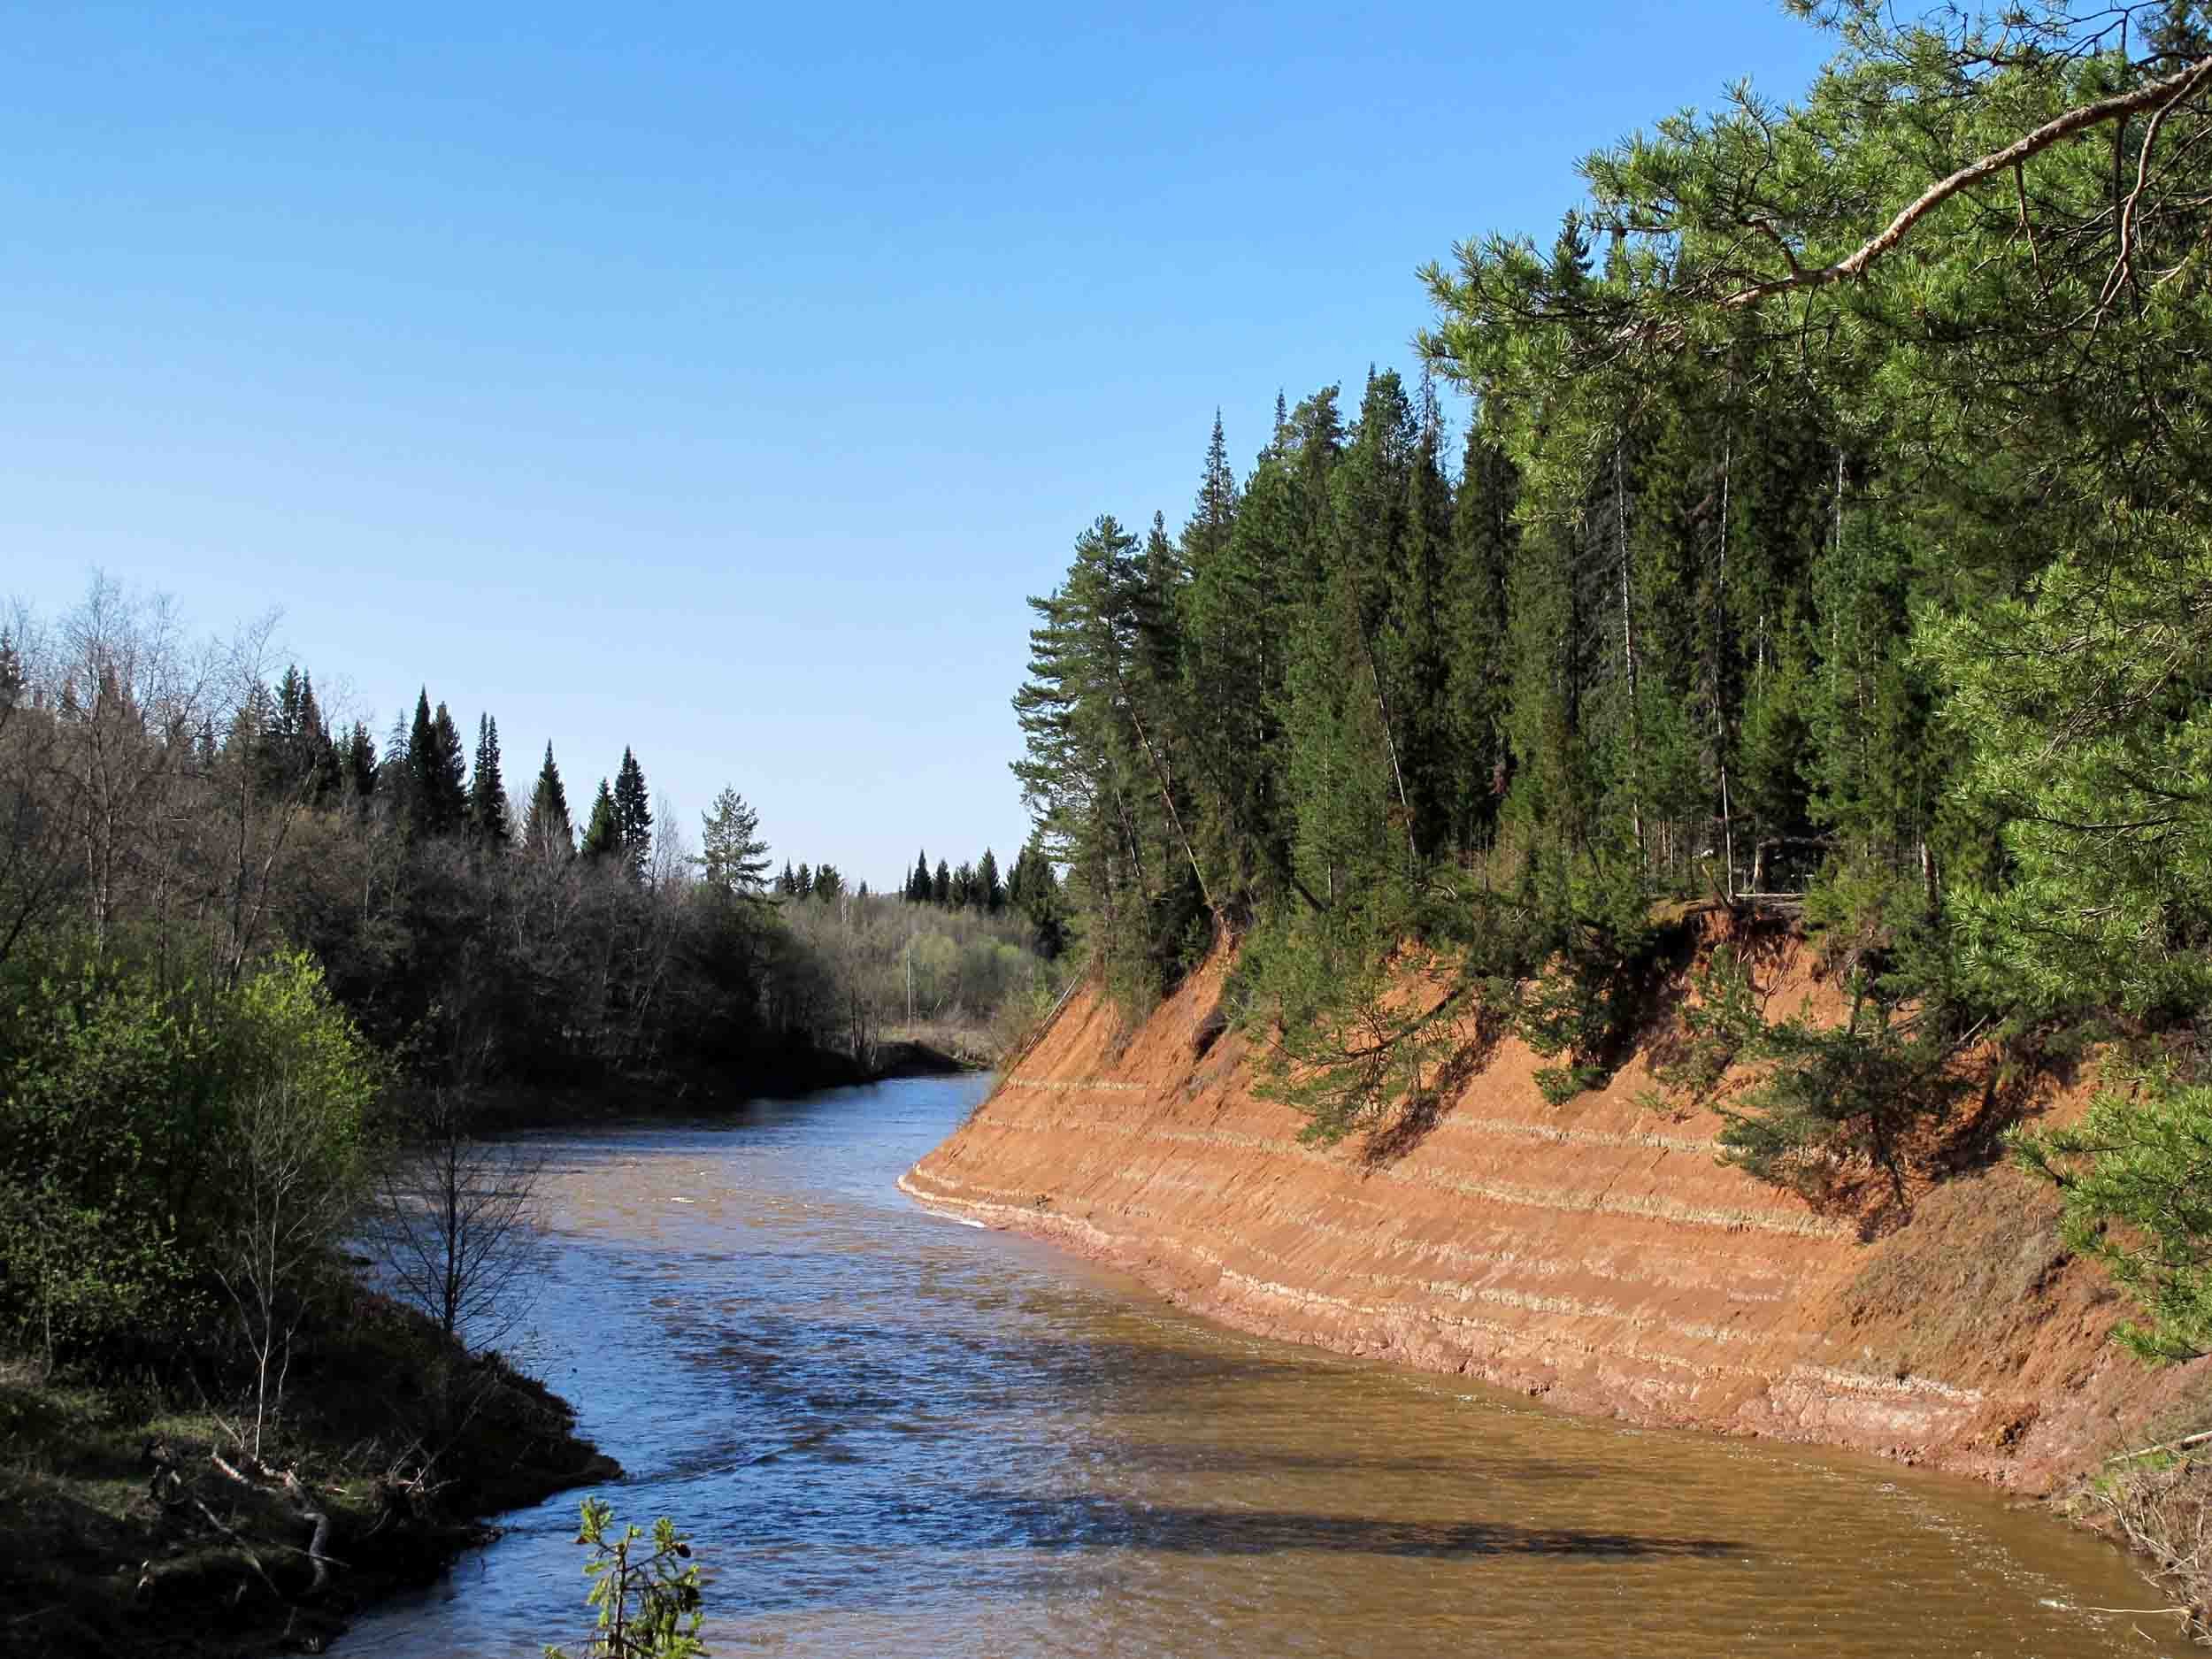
[4,2,1834,888]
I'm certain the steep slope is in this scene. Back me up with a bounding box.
[903,943,2208,1490]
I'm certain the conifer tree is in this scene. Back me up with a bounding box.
[524,742,574,858]
[403,691,468,836]
[469,713,511,846]
[580,780,620,863]
[978,847,1004,913]
[933,859,950,905]
[612,748,652,879]
[344,722,378,805]
[403,691,435,824]
[700,787,772,899]
[1442,416,1520,847]
[909,849,933,904]
[428,703,468,833]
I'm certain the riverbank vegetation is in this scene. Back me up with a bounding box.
[1010,0,2212,1383]
[0,582,1052,1649]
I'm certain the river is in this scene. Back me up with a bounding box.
[349,1074,2176,1658]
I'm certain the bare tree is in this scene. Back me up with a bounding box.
[369,1089,548,1353]
[215,1076,365,1459]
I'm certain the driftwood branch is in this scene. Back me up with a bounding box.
[2105,1427,2212,1464]
[1722,52,2212,307]
[210,1448,344,1594]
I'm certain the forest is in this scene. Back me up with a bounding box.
[1013,0,2212,1364]
[0,576,1059,1471]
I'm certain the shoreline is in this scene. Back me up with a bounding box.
[901,958,2211,1495]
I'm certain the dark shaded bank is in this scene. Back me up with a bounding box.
[468,1042,980,1132]
[2,1290,615,1658]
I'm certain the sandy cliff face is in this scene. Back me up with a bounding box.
[903,945,2208,1490]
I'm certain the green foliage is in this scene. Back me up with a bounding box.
[1514,952,1644,1107]
[580,780,621,864]
[0,948,379,1364]
[470,714,510,846]
[544,1499,705,1659]
[613,749,653,880]
[1717,979,1967,1202]
[1234,889,1469,1146]
[2016,1071,2212,1363]
[1651,945,1761,1103]
[525,742,575,858]
[697,787,771,900]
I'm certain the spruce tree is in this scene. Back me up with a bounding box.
[400,689,435,825]
[403,691,468,836]
[580,780,620,863]
[344,722,378,805]
[1442,416,1520,849]
[978,847,1004,913]
[524,742,573,857]
[612,748,653,879]
[909,849,933,903]
[470,713,511,845]
[933,859,950,905]
[428,703,468,834]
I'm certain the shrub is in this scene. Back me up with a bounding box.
[545,1499,706,1659]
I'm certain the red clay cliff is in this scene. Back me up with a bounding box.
[903,941,2208,1492]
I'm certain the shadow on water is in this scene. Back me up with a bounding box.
[915,1494,1745,1561]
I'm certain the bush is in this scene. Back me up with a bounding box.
[545,1499,705,1659]
[0,947,380,1378]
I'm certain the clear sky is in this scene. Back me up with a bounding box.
[4,2,1835,889]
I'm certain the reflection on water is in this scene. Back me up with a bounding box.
[350,1078,2162,1658]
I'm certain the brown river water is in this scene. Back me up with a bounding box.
[349,1076,2180,1658]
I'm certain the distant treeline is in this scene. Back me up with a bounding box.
[0,584,1057,1358]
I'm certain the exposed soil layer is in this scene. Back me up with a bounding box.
[903,942,2209,1492]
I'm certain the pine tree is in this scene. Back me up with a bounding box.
[776,861,797,897]
[469,713,511,846]
[699,787,772,899]
[795,861,813,899]
[524,742,573,857]
[580,780,620,863]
